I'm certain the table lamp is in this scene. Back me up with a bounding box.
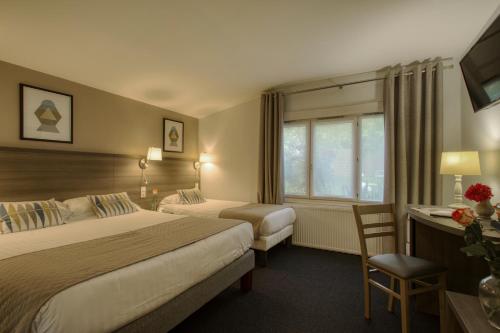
[440,151,481,208]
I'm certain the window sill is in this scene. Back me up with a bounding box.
[284,197,382,210]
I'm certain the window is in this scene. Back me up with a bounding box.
[312,119,354,198]
[359,115,385,201]
[283,114,384,202]
[283,121,309,196]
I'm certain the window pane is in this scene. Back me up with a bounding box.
[312,119,354,198]
[283,122,308,196]
[360,115,385,201]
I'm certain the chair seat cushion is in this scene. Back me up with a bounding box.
[368,254,446,279]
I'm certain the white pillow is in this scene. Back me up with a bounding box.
[63,196,97,222]
[54,201,73,221]
[160,194,183,205]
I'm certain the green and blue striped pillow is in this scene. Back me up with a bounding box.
[87,192,138,218]
[177,188,206,205]
[0,199,64,234]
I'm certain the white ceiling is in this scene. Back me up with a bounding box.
[0,1,498,118]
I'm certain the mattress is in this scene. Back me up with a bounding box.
[0,210,253,333]
[159,199,296,237]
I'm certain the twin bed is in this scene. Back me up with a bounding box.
[0,205,254,332]
[158,197,296,259]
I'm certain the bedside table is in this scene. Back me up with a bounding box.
[445,291,497,333]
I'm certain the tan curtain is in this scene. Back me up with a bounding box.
[384,59,444,252]
[258,92,284,204]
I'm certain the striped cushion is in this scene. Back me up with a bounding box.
[177,188,206,205]
[87,192,138,218]
[0,199,64,234]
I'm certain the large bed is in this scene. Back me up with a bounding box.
[0,209,254,333]
[158,198,296,260]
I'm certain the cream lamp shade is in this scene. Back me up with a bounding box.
[146,147,163,161]
[440,151,481,208]
[440,151,481,176]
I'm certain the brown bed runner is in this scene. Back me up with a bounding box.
[219,203,286,239]
[0,216,245,333]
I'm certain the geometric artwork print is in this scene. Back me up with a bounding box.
[35,100,62,133]
[21,84,73,143]
[163,118,184,153]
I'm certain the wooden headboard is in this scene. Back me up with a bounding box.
[0,147,196,208]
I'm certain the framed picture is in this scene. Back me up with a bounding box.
[20,84,73,143]
[163,118,184,153]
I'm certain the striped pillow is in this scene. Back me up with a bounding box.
[87,192,138,218]
[177,189,206,205]
[0,199,64,234]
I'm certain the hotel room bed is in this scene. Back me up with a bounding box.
[0,209,254,333]
[158,198,295,254]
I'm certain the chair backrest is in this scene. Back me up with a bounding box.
[352,203,398,262]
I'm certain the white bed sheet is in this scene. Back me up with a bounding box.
[0,210,253,333]
[159,199,296,237]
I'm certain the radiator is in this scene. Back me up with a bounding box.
[289,203,384,256]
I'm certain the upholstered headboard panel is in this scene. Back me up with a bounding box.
[0,147,196,208]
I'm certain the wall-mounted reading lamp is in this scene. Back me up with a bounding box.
[139,147,163,186]
[194,152,211,189]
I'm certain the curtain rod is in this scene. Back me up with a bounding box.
[284,58,454,96]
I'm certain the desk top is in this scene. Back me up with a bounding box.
[446,291,497,333]
[408,205,500,241]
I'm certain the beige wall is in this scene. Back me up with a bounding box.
[199,99,260,202]
[0,60,198,159]
[457,7,500,205]
[460,79,500,204]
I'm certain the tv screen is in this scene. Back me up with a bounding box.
[460,14,500,112]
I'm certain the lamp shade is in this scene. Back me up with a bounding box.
[199,152,211,163]
[440,151,481,175]
[146,147,163,161]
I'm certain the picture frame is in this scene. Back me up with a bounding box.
[20,84,73,144]
[163,118,184,153]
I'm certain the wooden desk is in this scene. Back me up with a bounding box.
[445,291,496,333]
[408,206,500,241]
[408,206,500,313]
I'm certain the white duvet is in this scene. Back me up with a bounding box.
[159,199,296,237]
[0,210,253,333]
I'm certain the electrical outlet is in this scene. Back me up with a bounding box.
[140,186,147,198]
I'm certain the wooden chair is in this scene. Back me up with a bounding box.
[352,203,447,333]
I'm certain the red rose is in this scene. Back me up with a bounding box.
[464,183,493,202]
[451,208,475,227]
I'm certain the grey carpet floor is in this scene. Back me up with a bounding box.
[171,245,439,333]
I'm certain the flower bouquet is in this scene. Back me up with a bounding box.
[464,183,495,220]
[452,207,500,328]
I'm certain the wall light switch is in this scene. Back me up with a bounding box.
[140,186,147,198]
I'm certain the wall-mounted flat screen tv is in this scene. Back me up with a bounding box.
[460,14,500,112]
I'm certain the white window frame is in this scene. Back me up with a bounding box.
[283,113,384,203]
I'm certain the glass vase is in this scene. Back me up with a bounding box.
[479,262,500,329]
[476,200,495,220]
